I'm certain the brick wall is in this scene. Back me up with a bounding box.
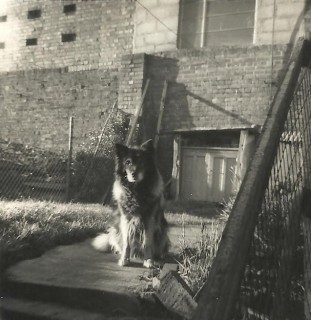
[0,68,118,152]
[116,44,289,180]
[0,0,134,72]
[139,45,288,135]
[118,53,146,115]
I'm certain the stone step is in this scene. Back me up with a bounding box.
[1,297,165,320]
[1,226,203,319]
[2,278,143,316]
[2,239,173,319]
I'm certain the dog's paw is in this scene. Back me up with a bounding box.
[118,257,130,267]
[143,259,154,268]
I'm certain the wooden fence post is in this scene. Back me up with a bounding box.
[66,116,74,202]
[126,78,150,146]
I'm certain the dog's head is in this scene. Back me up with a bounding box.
[115,139,154,183]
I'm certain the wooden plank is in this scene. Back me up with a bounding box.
[156,271,197,320]
[171,134,181,200]
[66,116,74,202]
[92,99,118,159]
[154,80,168,149]
[126,78,150,146]
[236,130,257,184]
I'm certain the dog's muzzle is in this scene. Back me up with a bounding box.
[126,169,144,183]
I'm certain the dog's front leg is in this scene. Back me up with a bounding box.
[143,219,155,268]
[118,215,130,266]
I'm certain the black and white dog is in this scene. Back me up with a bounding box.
[92,140,170,268]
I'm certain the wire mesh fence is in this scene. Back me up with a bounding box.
[0,105,130,203]
[234,67,311,319]
[0,139,68,202]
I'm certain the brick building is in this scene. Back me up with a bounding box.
[0,0,310,201]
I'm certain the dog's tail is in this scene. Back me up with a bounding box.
[91,233,111,252]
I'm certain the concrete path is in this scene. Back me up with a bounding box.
[1,225,204,319]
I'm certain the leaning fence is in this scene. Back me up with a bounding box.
[194,39,311,320]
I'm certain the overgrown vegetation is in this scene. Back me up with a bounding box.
[176,208,229,295]
[174,189,237,295]
[0,200,112,272]
[71,110,129,202]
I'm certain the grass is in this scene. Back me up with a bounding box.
[0,200,113,273]
[165,200,220,226]
[176,210,228,295]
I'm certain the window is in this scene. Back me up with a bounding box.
[0,15,7,22]
[63,4,76,14]
[26,38,38,46]
[0,42,5,49]
[61,33,76,42]
[27,9,42,19]
[178,0,255,48]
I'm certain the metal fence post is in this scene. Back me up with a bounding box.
[66,116,74,202]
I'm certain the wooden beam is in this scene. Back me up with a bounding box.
[171,134,181,200]
[154,80,168,149]
[126,78,150,146]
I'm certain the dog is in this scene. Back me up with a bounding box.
[92,139,170,268]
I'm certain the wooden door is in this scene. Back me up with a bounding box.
[180,147,237,202]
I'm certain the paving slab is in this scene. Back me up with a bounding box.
[4,225,203,291]
[2,225,204,318]
[5,239,152,294]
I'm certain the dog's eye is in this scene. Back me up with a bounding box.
[125,159,131,166]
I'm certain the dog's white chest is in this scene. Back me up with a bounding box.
[112,179,125,201]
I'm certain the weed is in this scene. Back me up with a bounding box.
[176,215,227,295]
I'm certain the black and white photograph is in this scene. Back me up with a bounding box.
[0,0,311,319]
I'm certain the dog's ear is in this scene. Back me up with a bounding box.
[141,139,154,153]
[115,143,128,158]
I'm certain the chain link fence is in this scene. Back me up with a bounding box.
[234,67,311,319]
[0,139,68,202]
[0,105,129,203]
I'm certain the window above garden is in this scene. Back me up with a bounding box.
[178,0,256,48]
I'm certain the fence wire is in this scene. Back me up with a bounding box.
[0,105,129,203]
[234,67,311,319]
[0,139,68,202]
